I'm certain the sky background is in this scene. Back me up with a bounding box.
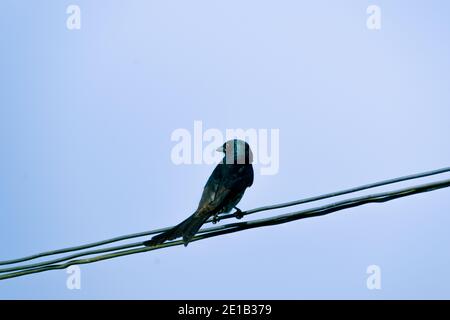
[1,0,450,299]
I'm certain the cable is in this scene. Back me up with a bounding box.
[1,177,449,281]
[1,166,448,267]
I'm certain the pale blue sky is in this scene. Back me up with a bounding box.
[1,1,450,299]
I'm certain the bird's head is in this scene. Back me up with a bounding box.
[216,139,253,164]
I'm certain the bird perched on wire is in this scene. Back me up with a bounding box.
[144,139,254,247]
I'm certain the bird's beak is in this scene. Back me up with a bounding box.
[216,146,224,153]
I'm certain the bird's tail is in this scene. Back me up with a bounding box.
[143,212,208,247]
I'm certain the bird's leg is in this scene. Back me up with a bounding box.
[212,213,221,224]
[233,207,244,219]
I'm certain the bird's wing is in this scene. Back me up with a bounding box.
[196,164,253,217]
[197,183,235,216]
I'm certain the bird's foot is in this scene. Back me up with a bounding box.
[234,207,244,220]
[212,213,221,224]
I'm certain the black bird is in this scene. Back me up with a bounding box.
[144,139,254,247]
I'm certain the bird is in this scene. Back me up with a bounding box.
[144,139,254,247]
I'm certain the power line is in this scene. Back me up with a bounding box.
[0,177,449,281]
[1,166,449,267]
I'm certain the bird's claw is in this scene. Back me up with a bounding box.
[234,208,244,220]
[212,214,221,224]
